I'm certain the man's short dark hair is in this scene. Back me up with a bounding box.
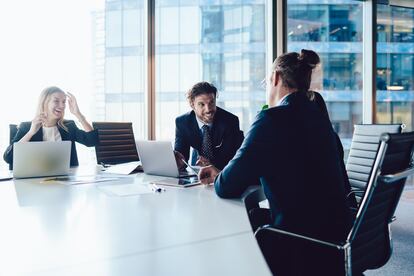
[186,82,217,102]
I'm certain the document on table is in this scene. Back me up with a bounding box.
[98,183,153,196]
[102,161,143,175]
[42,175,121,185]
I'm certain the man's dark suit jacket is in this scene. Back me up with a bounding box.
[214,92,353,244]
[174,107,244,170]
[4,120,99,169]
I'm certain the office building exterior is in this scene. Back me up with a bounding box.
[101,0,414,145]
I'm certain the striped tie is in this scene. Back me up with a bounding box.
[201,125,214,161]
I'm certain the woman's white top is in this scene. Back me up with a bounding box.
[42,126,62,142]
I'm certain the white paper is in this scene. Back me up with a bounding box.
[42,175,120,185]
[103,161,142,175]
[98,183,153,196]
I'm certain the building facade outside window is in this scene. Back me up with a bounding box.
[100,0,268,140]
[376,5,414,131]
[287,0,364,150]
[155,1,268,139]
[103,0,147,139]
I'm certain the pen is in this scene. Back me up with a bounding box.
[151,183,165,192]
[180,158,198,175]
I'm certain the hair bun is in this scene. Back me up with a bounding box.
[298,49,320,69]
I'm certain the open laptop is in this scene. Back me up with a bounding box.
[136,140,196,178]
[13,141,71,179]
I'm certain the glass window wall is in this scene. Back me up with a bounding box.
[376,5,414,131]
[103,0,147,139]
[287,0,364,149]
[155,1,268,140]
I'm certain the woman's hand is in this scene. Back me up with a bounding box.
[29,113,47,135]
[67,92,93,132]
[67,92,83,119]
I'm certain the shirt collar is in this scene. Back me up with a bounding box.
[195,115,213,130]
[276,93,291,106]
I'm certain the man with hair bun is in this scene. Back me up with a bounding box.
[199,50,354,275]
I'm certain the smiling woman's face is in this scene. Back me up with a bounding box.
[45,92,66,121]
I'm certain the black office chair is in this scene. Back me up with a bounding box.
[243,187,269,232]
[9,124,18,145]
[92,122,139,165]
[346,124,403,202]
[254,131,414,275]
[8,124,18,170]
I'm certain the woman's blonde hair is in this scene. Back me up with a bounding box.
[36,86,68,132]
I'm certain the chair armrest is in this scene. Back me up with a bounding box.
[243,186,266,212]
[254,225,344,251]
[347,189,364,198]
[380,166,414,183]
[255,225,348,275]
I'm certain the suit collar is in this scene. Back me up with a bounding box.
[195,114,212,130]
[211,108,226,147]
[57,125,69,140]
[190,107,226,148]
[190,112,202,149]
[32,128,43,141]
[280,91,309,106]
[276,93,291,106]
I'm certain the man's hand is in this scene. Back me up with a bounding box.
[198,165,220,184]
[174,151,187,171]
[196,156,211,167]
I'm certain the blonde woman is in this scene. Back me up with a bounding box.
[4,86,98,168]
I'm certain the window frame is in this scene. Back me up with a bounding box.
[141,0,413,139]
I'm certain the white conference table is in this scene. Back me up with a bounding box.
[0,167,271,276]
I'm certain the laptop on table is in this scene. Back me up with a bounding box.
[13,141,71,179]
[136,140,197,178]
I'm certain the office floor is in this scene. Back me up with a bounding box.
[366,188,414,276]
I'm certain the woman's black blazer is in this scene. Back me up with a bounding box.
[4,120,99,169]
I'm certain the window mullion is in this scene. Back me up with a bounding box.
[362,0,377,123]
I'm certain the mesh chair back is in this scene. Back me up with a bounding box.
[349,131,414,273]
[92,122,139,165]
[346,124,402,191]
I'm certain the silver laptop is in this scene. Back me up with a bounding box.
[136,140,196,178]
[13,141,71,179]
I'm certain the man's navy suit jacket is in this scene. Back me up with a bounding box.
[214,92,353,243]
[174,107,244,170]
